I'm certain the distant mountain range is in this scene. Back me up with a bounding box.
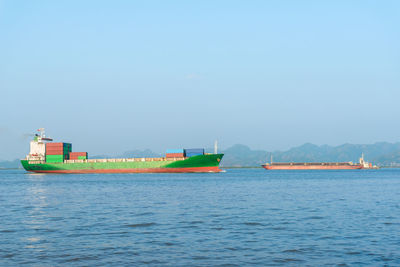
[3,142,400,169]
[90,149,161,159]
[219,143,400,167]
[0,159,23,169]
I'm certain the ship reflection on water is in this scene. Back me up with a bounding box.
[23,175,51,252]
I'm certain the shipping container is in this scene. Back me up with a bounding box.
[166,149,184,154]
[45,150,69,153]
[46,142,71,147]
[166,153,185,158]
[46,143,72,156]
[69,152,88,156]
[46,151,64,155]
[46,155,64,160]
[186,154,202,157]
[46,142,63,146]
[45,152,65,155]
[46,148,64,152]
[46,155,64,163]
[46,151,71,155]
[185,153,204,157]
[69,152,88,160]
[46,148,64,151]
[184,148,204,153]
[184,148,204,157]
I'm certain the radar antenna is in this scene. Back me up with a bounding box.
[36,128,53,142]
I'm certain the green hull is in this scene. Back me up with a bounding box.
[21,154,224,173]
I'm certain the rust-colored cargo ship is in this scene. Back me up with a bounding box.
[262,154,376,170]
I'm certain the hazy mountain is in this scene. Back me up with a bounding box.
[0,159,22,169]
[219,144,268,167]
[91,149,161,159]
[219,142,400,167]
[119,149,161,158]
[90,154,113,159]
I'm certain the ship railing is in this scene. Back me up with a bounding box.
[65,159,86,163]
[65,157,186,163]
[165,157,186,161]
[28,160,45,164]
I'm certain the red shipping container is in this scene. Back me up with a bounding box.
[46,143,64,147]
[46,143,71,148]
[166,153,185,158]
[46,148,64,152]
[69,152,88,160]
[46,151,65,155]
[70,152,87,156]
[46,142,70,149]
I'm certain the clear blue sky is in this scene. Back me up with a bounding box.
[1,0,399,160]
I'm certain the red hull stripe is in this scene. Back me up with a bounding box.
[262,165,362,170]
[29,166,222,174]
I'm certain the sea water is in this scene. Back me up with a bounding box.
[1,169,399,266]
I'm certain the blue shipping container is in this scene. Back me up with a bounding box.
[184,148,204,153]
[184,148,204,157]
[185,153,203,157]
[166,149,184,154]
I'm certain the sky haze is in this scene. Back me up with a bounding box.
[1,0,399,160]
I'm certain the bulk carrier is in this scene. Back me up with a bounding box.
[262,155,377,170]
[21,129,223,173]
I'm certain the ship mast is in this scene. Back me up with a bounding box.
[37,128,53,142]
[214,140,218,154]
[359,153,364,164]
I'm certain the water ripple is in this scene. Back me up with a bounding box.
[125,222,157,228]
[1,169,400,266]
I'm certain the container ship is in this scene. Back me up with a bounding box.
[262,155,377,170]
[21,129,223,174]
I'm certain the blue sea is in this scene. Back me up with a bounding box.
[1,168,400,266]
